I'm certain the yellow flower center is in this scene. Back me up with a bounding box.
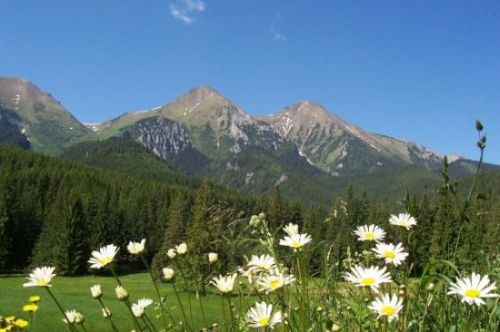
[259,317,270,326]
[269,279,282,290]
[364,232,376,240]
[381,306,396,316]
[383,251,396,259]
[290,240,302,248]
[99,257,113,266]
[37,278,49,286]
[465,288,480,298]
[361,277,376,286]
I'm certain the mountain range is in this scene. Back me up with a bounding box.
[0,76,496,203]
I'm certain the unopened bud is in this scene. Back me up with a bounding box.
[475,120,484,132]
[426,282,435,292]
[115,286,128,300]
[332,323,341,331]
[162,267,175,282]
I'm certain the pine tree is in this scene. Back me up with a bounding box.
[152,192,191,273]
[0,193,11,271]
[186,180,219,292]
[65,196,90,275]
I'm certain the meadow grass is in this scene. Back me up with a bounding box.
[0,272,231,331]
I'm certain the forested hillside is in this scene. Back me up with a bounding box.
[1,144,497,277]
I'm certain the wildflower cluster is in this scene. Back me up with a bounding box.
[344,213,498,324]
[0,296,37,331]
[19,210,498,331]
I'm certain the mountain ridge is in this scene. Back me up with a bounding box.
[1,76,497,203]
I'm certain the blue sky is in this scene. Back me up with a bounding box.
[1,0,499,163]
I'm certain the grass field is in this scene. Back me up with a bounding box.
[0,273,229,331]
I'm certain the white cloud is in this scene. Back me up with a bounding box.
[271,13,287,42]
[274,32,287,41]
[169,0,206,25]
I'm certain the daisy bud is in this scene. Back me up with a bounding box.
[102,307,112,318]
[475,120,483,132]
[175,243,187,255]
[90,284,102,299]
[249,215,260,226]
[167,248,177,259]
[208,252,218,264]
[426,282,435,292]
[127,239,146,256]
[399,290,405,296]
[74,312,85,324]
[115,285,128,300]
[162,267,175,281]
[332,324,341,331]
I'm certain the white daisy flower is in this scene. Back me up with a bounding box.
[131,303,144,318]
[167,248,177,259]
[368,294,403,322]
[88,244,119,269]
[447,272,498,306]
[131,298,153,317]
[279,233,312,251]
[90,284,102,299]
[210,274,237,294]
[389,213,417,230]
[258,272,296,293]
[247,302,282,329]
[208,252,218,263]
[283,223,299,236]
[62,310,84,324]
[354,225,386,242]
[372,243,408,266]
[23,266,56,288]
[175,243,187,255]
[62,310,78,324]
[344,265,392,293]
[127,239,146,255]
[247,254,276,273]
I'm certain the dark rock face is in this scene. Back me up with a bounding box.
[134,117,192,159]
[0,108,31,149]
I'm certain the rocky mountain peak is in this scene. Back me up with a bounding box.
[176,86,227,106]
[0,77,54,109]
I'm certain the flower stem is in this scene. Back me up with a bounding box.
[97,298,119,332]
[220,295,228,331]
[172,282,192,331]
[108,268,142,331]
[197,290,209,328]
[226,295,235,329]
[44,287,78,332]
[140,255,169,330]
[144,313,158,332]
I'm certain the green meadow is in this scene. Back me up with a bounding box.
[0,273,227,331]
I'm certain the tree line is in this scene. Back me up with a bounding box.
[0,144,498,278]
